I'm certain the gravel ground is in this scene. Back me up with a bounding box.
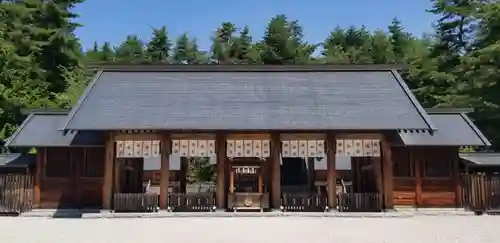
[0,216,498,243]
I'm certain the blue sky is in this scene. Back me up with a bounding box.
[74,0,437,52]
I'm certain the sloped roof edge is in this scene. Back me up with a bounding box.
[460,113,491,146]
[390,70,436,131]
[59,70,103,131]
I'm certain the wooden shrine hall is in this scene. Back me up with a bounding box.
[3,65,491,212]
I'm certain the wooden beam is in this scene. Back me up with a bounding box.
[280,133,326,140]
[335,133,383,140]
[102,133,115,209]
[171,133,216,140]
[216,134,226,209]
[326,133,337,210]
[270,133,281,209]
[159,133,171,209]
[381,137,394,209]
[226,133,271,140]
[113,132,163,141]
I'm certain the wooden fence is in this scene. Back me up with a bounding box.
[113,193,159,212]
[168,192,214,212]
[281,193,327,212]
[0,174,33,214]
[337,193,383,212]
[462,174,500,213]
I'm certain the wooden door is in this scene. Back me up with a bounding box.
[75,148,105,208]
[40,148,76,208]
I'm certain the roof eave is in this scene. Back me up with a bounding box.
[425,108,475,114]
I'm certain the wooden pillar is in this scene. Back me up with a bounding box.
[159,133,171,209]
[102,133,115,209]
[34,147,44,207]
[414,148,423,207]
[180,158,187,193]
[113,156,121,195]
[381,137,394,209]
[270,133,281,209]
[216,134,226,209]
[452,148,462,207]
[307,158,315,193]
[326,133,337,210]
[373,157,383,201]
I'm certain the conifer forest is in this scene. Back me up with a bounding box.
[1,0,500,150]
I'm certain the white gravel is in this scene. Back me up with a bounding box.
[0,216,498,243]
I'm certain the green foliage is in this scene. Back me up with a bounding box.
[2,0,500,152]
[186,158,215,183]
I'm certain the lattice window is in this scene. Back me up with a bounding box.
[45,148,71,178]
[392,148,413,177]
[423,152,452,177]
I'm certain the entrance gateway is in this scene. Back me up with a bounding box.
[3,65,491,213]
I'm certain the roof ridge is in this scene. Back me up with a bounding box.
[86,64,408,72]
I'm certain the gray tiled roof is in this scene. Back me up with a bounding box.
[460,153,500,166]
[5,112,104,148]
[60,67,435,131]
[0,153,36,168]
[397,111,490,146]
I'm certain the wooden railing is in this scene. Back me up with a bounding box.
[337,193,383,212]
[0,174,33,214]
[113,193,159,212]
[462,174,500,213]
[168,192,214,212]
[281,193,327,212]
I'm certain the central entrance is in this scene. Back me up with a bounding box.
[228,158,269,212]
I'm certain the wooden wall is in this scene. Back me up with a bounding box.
[392,147,460,207]
[37,147,104,209]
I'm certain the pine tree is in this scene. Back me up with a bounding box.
[260,14,315,64]
[146,26,171,63]
[115,35,145,63]
[388,17,410,62]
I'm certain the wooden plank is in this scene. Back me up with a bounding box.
[335,133,383,140]
[381,137,394,209]
[159,133,171,209]
[326,133,337,209]
[270,133,281,209]
[113,132,162,141]
[280,133,326,140]
[102,133,115,209]
[226,133,271,140]
[215,134,226,209]
[171,133,216,140]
